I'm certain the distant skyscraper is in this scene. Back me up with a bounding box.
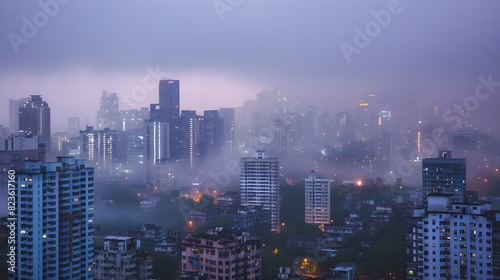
[96,91,120,130]
[122,129,145,169]
[119,108,149,131]
[335,111,355,145]
[377,132,402,173]
[180,110,202,169]
[158,79,180,123]
[319,110,335,146]
[219,107,235,153]
[422,150,466,205]
[305,170,330,229]
[306,106,320,139]
[201,110,224,160]
[354,95,379,141]
[18,95,51,152]
[240,151,280,232]
[143,119,170,185]
[80,126,117,177]
[9,97,29,135]
[158,79,181,160]
[68,117,80,138]
[11,157,94,280]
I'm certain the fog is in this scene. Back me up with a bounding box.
[2,1,500,130]
[2,1,500,221]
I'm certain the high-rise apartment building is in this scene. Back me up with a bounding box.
[158,79,181,160]
[219,107,235,153]
[180,110,202,169]
[143,105,170,185]
[9,97,29,135]
[94,236,153,280]
[335,111,355,145]
[18,95,51,153]
[406,195,500,280]
[80,126,117,177]
[11,157,94,280]
[201,110,224,160]
[121,128,144,169]
[240,151,280,232]
[181,228,262,279]
[68,117,81,138]
[158,79,180,123]
[96,91,120,130]
[305,170,330,229]
[422,150,466,205]
[51,132,69,158]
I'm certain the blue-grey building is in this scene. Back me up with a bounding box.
[422,149,466,205]
[12,157,94,280]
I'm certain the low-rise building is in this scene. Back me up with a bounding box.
[231,207,271,236]
[332,263,355,280]
[94,236,153,280]
[181,227,261,280]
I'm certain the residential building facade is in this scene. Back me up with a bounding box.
[181,228,262,280]
[305,170,330,229]
[12,157,94,280]
[240,151,280,232]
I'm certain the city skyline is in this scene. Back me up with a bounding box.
[3,1,500,279]
[2,1,500,133]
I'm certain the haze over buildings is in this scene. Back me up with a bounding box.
[1,1,500,134]
[2,1,500,279]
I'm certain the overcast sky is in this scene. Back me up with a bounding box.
[1,0,500,131]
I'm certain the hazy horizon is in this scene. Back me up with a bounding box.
[2,1,500,132]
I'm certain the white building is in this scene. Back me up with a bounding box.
[12,157,94,280]
[406,195,500,279]
[80,126,117,177]
[143,116,169,186]
[305,170,330,229]
[240,151,280,232]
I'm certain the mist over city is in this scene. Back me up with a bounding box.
[1,1,500,279]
